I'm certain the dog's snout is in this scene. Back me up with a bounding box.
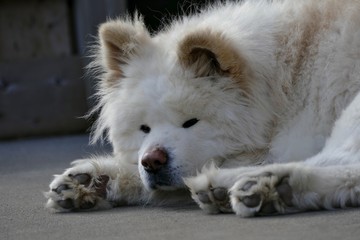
[141,147,168,172]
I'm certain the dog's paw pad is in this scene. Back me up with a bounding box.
[79,201,96,209]
[275,177,293,206]
[71,173,91,186]
[241,181,257,191]
[197,191,212,204]
[185,173,233,214]
[52,184,71,194]
[260,201,277,214]
[242,193,261,208]
[194,187,232,214]
[57,199,75,209]
[212,187,228,201]
[230,175,294,217]
[195,187,230,208]
[46,171,112,212]
[94,175,110,198]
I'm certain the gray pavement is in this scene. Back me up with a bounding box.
[1,135,360,240]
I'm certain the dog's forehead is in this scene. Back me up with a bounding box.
[119,44,224,116]
[134,72,189,107]
[124,52,188,96]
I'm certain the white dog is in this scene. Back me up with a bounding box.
[45,0,360,217]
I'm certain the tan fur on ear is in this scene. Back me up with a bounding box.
[98,18,150,84]
[178,30,249,89]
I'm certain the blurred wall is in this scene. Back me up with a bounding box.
[0,0,125,139]
[0,0,216,139]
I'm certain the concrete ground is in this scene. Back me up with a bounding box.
[1,135,360,240]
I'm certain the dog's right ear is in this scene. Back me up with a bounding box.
[98,18,150,84]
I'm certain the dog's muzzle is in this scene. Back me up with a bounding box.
[140,146,182,190]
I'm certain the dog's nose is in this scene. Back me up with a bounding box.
[141,147,168,172]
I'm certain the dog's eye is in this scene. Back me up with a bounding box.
[140,124,151,134]
[182,118,199,128]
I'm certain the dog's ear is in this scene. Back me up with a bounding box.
[178,30,248,86]
[98,18,150,82]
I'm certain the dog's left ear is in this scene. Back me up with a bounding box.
[178,30,248,85]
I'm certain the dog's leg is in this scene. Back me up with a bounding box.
[187,163,360,217]
[45,156,147,212]
[228,92,358,216]
[230,93,360,217]
[229,163,360,217]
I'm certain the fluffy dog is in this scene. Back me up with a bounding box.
[45,0,360,217]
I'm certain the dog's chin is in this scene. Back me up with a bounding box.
[139,165,186,191]
[143,179,185,191]
[153,184,182,191]
[141,174,185,191]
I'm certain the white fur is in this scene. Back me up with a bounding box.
[45,0,360,217]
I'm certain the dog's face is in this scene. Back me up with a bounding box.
[92,19,272,190]
[121,79,226,190]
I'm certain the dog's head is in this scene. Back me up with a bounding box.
[90,17,274,190]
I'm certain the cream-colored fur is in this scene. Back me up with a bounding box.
[45,0,360,217]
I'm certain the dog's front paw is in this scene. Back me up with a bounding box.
[184,168,233,214]
[45,162,113,212]
[229,172,294,217]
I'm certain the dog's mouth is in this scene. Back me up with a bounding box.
[141,167,185,190]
